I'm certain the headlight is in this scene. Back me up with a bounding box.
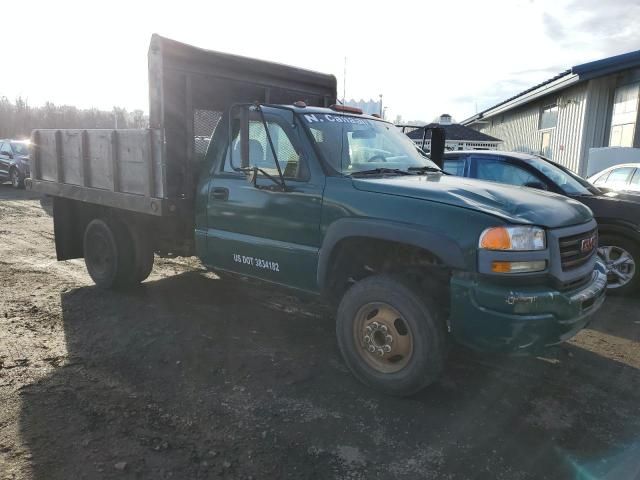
[479,226,546,251]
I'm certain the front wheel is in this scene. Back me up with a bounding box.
[598,234,640,295]
[336,274,446,396]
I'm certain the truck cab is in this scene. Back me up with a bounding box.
[197,103,607,353]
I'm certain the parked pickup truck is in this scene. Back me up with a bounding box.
[28,35,607,396]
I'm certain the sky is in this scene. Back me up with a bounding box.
[4,0,640,122]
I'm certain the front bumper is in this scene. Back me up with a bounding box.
[449,261,607,353]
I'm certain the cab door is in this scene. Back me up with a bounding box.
[203,107,325,292]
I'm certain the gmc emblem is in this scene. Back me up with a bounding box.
[581,235,596,253]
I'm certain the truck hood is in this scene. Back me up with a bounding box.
[352,174,593,228]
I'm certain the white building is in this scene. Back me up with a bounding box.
[405,114,502,151]
[346,98,382,116]
[461,49,640,176]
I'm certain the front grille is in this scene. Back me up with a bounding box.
[559,228,597,271]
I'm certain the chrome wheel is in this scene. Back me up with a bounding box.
[353,302,413,373]
[598,245,636,289]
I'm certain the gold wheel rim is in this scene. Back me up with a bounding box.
[353,302,413,374]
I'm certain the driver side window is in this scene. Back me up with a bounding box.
[248,121,303,179]
[223,115,306,180]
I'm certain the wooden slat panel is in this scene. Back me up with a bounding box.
[55,130,64,183]
[80,130,90,187]
[30,128,166,199]
[146,129,155,197]
[111,130,120,192]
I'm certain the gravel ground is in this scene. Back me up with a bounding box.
[1,185,639,480]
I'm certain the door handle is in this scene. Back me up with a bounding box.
[210,187,229,200]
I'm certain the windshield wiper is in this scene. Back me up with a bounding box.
[407,166,445,174]
[350,168,412,177]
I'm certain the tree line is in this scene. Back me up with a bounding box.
[0,97,148,139]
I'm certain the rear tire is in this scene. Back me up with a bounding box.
[336,274,446,396]
[598,234,640,295]
[83,218,136,289]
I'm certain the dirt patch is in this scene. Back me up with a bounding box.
[1,186,640,479]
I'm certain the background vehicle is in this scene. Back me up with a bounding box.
[0,139,30,188]
[588,163,640,192]
[443,150,640,294]
[27,35,606,396]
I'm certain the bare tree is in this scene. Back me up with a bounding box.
[0,97,149,139]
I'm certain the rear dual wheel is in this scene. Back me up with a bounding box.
[336,274,446,396]
[83,218,154,289]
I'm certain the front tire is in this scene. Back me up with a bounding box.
[336,274,446,396]
[598,234,640,295]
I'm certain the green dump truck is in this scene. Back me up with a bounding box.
[28,35,607,395]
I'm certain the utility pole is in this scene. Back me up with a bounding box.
[342,57,347,105]
[379,94,383,117]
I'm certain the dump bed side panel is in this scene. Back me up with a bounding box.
[30,128,168,215]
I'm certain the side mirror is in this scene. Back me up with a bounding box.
[524,181,548,190]
[429,127,445,168]
[3,152,12,159]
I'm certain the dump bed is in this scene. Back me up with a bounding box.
[29,34,337,216]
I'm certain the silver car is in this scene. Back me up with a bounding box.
[0,139,30,189]
[588,163,640,193]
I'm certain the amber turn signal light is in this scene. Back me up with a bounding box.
[480,227,512,250]
[491,260,546,274]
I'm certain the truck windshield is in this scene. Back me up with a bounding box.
[300,113,439,175]
[526,157,598,196]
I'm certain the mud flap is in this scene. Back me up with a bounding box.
[53,197,83,260]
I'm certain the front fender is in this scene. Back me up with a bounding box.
[317,218,466,290]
